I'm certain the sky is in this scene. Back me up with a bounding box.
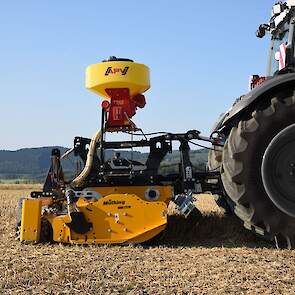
[0,0,275,150]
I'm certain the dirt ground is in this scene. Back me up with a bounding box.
[1,184,295,294]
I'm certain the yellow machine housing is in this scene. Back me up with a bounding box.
[48,194,167,244]
[86,60,150,99]
[20,199,42,242]
[91,185,172,205]
[20,186,173,244]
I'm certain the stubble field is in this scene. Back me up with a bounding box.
[1,184,295,294]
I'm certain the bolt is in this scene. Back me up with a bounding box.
[107,229,112,233]
[123,228,128,232]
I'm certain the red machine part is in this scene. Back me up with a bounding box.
[102,88,146,130]
[249,75,266,90]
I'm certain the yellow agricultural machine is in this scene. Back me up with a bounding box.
[17,57,220,244]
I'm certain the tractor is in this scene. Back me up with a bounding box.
[209,0,295,249]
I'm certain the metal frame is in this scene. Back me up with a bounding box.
[72,128,222,195]
[36,104,224,220]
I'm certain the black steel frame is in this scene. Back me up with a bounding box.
[70,109,223,196]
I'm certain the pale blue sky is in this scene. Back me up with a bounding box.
[0,0,273,150]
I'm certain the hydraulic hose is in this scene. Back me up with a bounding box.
[71,130,101,187]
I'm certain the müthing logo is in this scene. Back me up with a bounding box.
[103,200,126,206]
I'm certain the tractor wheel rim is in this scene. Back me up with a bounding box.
[262,123,295,217]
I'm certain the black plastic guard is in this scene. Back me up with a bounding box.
[66,212,92,234]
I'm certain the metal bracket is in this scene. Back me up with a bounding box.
[173,191,196,218]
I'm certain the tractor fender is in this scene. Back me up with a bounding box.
[213,73,295,132]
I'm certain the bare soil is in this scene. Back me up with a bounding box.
[1,184,295,294]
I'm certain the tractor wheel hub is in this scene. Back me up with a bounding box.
[262,124,295,217]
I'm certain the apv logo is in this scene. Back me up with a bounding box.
[105,66,129,76]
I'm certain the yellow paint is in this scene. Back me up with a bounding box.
[90,185,173,205]
[48,193,168,244]
[86,60,150,98]
[46,214,71,243]
[20,199,42,242]
[20,186,173,244]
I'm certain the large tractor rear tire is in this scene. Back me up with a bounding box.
[222,91,295,248]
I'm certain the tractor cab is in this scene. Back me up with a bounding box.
[269,16,290,75]
[249,1,295,90]
[257,1,295,76]
[268,2,295,75]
